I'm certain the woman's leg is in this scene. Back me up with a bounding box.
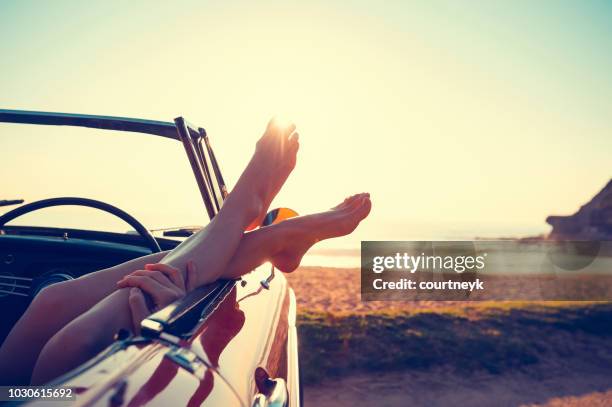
[122,193,372,329]
[221,193,371,278]
[1,119,298,385]
[0,251,169,385]
[32,192,370,384]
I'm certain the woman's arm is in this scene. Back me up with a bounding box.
[30,262,197,384]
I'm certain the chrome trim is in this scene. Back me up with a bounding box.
[253,369,289,407]
[0,289,28,297]
[253,377,288,407]
[140,319,164,336]
[287,288,300,407]
[0,273,32,297]
[164,346,205,374]
[267,378,289,407]
[175,116,217,220]
[256,270,287,371]
[252,394,267,407]
[0,275,32,281]
[159,332,181,345]
[0,281,29,289]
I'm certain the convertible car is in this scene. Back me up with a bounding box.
[0,110,300,406]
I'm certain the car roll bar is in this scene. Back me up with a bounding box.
[0,109,226,221]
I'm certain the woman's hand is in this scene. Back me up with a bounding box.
[117,261,198,334]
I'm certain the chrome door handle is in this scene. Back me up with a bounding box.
[252,377,288,407]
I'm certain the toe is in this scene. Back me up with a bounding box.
[337,194,359,210]
[354,196,372,219]
[347,194,366,209]
[289,132,300,150]
[266,118,296,139]
[284,123,297,138]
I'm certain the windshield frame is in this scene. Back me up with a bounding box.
[0,109,225,221]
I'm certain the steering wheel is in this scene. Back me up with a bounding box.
[0,197,162,253]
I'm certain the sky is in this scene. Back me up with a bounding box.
[1,0,611,254]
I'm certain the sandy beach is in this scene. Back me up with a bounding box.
[285,266,612,312]
[285,266,469,313]
[287,266,612,407]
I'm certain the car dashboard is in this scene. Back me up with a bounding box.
[0,226,180,345]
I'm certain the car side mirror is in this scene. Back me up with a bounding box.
[261,208,298,227]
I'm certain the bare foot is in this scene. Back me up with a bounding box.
[229,118,299,229]
[271,193,372,272]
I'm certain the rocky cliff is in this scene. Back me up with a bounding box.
[547,179,612,240]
